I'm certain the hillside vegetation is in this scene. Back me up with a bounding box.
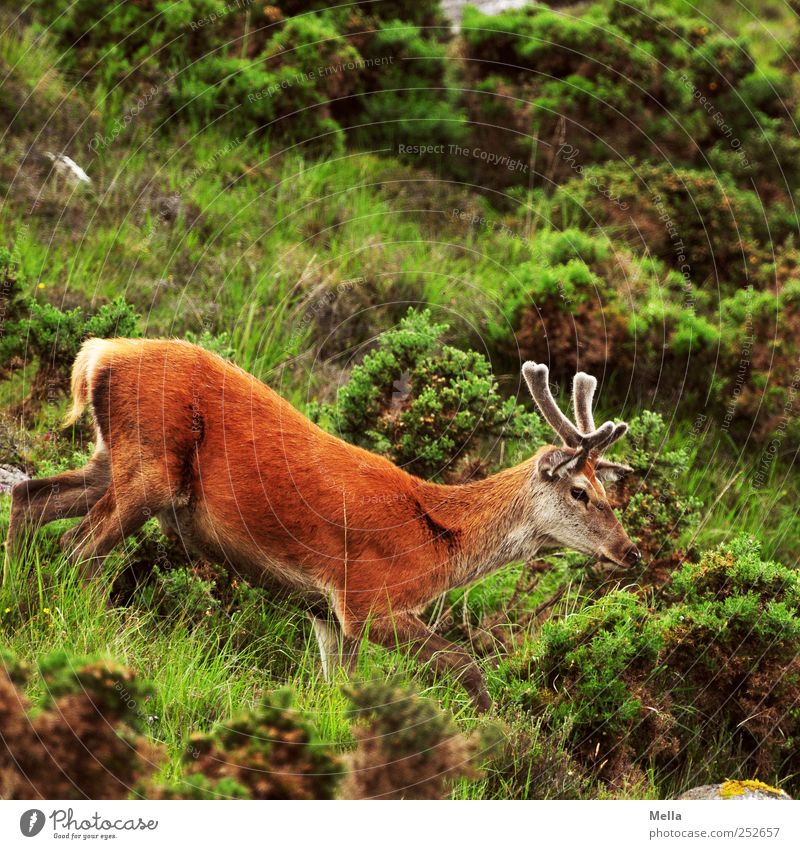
[0,0,798,799]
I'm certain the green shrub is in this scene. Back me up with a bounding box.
[41,0,255,89]
[461,0,797,196]
[137,563,222,626]
[20,296,140,407]
[314,307,546,479]
[167,13,357,151]
[346,20,466,153]
[0,651,160,798]
[280,0,449,29]
[0,244,140,409]
[40,3,454,152]
[617,411,702,568]
[557,162,790,287]
[183,328,236,359]
[0,246,25,367]
[502,535,800,792]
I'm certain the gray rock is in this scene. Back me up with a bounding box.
[679,781,791,801]
[0,464,29,493]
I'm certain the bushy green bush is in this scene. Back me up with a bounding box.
[0,246,25,368]
[508,229,641,380]
[21,296,139,407]
[0,244,140,409]
[168,12,358,152]
[502,535,800,792]
[617,411,702,570]
[557,162,791,288]
[136,562,222,626]
[314,307,547,479]
[279,1,448,30]
[346,20,467,153]
[183,328,236,359]
[26,297,140,369]
[461,0,798,196]
[41,0,259,90]
[40,2,456,152]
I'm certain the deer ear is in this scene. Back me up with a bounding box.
[536,447,586,480]
[594,460,634,483]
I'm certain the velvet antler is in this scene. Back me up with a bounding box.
[522,362,632,477]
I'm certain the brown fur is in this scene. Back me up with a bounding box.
[8,339,638,710]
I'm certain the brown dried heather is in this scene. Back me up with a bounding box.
[341,682,490,800]
[157,689,342,800]
[0,656,160,799]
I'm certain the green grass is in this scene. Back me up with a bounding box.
[2,125,799,793]
[3,2,800,800]
[0,508,494,793]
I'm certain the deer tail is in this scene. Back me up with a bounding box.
[62,338,109,427]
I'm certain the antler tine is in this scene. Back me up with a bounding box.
[572,372,597,433]
[590,421,628,458]
[580,420,615,454]
[522,362,581,448]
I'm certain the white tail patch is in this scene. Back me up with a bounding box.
[63,337,112,427]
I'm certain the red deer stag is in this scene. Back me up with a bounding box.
[7,339,639,710]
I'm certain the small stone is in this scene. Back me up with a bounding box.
[679,780,791,800]
[0,464,29,493]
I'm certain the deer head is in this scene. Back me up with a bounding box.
[522,362,640,568]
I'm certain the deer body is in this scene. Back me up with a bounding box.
[8,338,639,711]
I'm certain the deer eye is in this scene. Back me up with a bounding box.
[570,487,589,505]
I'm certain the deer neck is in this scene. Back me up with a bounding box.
[414,458,546,586]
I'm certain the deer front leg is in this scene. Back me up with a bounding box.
[367,612,491,713]
[309,614,361,679]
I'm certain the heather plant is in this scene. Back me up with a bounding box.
[19,297,140,409]
[0,243,140,411]
[280,0,448,29]
[40,0,264,91]
[461,0,798,194]
[39,2,456,152]
[347,20,466,154]
[0,245,27,370]
[660,536,800,782]
[2,0,800,805]
[615,411,702,572]
[314,308,547,479]
[341,681,495,799]
[184,328,236,360]
[0,650,160,799]
[167,13,358,152]
[501,536,800,793]
[158,688,342,799]
[124,542,303,681]
[556,162,793,288]
[136,562,223,626]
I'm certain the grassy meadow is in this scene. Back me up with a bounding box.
[1,0,800,799]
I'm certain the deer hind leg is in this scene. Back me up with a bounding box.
[309,614,361,679]
[7,451,110,556]
[64,486,154,582]
[366,612,491,712]
[63,457,176,583]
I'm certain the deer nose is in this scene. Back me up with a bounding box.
[625,545,642,566]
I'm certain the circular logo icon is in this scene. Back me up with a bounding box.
[20,810,46,837]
